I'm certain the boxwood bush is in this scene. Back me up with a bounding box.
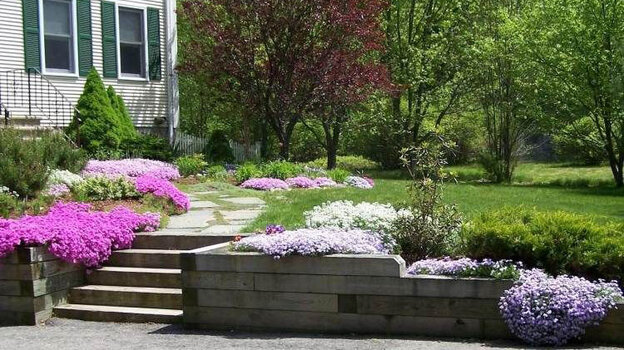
[175,154,207,177]
[461,207,624,281]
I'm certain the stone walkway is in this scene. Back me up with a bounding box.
[166,191,265,236]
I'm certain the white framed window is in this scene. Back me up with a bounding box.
[116,5,148,80]
[39,0,78,76]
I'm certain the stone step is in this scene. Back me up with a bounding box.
[107,249,184,269]
[69,285,182,309]
[0,124,53,135]
[132,232,238,250]
[4,115,41,126]
[54,304,182,323]
[87,266,181,288]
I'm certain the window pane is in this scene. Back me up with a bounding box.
[44,0,70,35]
[120,43,143,75]
[45,36,71,70]
[119,9,142,43]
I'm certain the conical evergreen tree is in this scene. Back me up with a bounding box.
[67,68,122,153]
[107,85,136,140]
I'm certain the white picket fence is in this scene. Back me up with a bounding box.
[174,131,261,162]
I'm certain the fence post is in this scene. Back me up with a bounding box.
[27,68,32,116]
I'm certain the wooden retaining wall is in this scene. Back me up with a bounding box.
[0,246,84,325]
[181,244,624,344]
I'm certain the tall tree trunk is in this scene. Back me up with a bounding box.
[260,119,269,159]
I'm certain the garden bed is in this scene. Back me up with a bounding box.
[181,244,624,344]
[0,246,84,325]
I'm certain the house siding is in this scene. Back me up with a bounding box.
[0,0,168,130]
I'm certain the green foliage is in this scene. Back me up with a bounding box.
[206,165,229,181]
[439,113,485,165]
[308,155,380,171]
[107,85,136,140]
[553,117,606,166]
[67,68,135,154]
[260,161,303,180]
[73,176,139,201]
[326,168,351,183]
[290,123,326,163]
[235,162,261,183]
[0,129,86,198]
[461,207,624,281]
[121,134,173,161]
[478,151,512,184]
[204,130,235,163]
[395,135,463,262]
[175,154,208,177]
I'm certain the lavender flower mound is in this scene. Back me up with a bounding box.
[46,184,71,197]
[500,269,623,346]
[0,202,160,267]
[240,178,289,191]
[313,177,337,187]
[407,257,521,280]
[265,224,286,235]
[345,176,374,189]
[232,228,390,258]
[83,159,181,180]
[285,176,319,189]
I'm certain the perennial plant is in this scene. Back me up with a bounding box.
[83,159,181,180]
[407,257,520,279]
[240,178,289,191]
[134,175,191,211]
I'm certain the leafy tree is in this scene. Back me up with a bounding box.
[179,0,390,161]
[471,0,537,183]
[523,0,624,186]
[68,68,127,153]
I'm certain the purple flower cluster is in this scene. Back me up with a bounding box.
[240,178,289,191]
[0,202,160,267]
[83,159,181,180]
[500,269,623,346]
[313,177,337,187]
[345,176,374,189]
[46,184,71,197]
[407,257,521,279]
[285,176,319,189]
[134,175,190,211]
[265,224,286,235]
[232,228,390,258]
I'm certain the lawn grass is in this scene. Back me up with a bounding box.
[176,163,624,233]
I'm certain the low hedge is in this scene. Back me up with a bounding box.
[461,207,624,281]
[308,155,380,171]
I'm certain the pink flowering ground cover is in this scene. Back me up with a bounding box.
[83,159,181,181]
[134,175,191,211]
[285,176,319,189]
[0,202,160,267]
[240,178,289,191]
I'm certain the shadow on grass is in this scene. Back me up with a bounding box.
[148,324,606,349]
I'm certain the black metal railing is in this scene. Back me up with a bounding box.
[0,101,9,127]
[0,68,78,128]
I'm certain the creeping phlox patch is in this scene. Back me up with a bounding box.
[82,159,181,181]
[0,202,160,268]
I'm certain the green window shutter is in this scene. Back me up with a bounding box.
[77,0,92,76]
[22,0,41,70]
[147,8,161,81]
[101,1,117,78]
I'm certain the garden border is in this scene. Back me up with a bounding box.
[181,244,624,344]
[0,246,84,325]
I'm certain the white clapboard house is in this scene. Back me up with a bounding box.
[0,0,179,139]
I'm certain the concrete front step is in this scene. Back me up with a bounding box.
[87,266,181,288]
[107,249,184,268]
[132,232,238,250]
[54,304,182,323]
[4,115,41,126]
[69,285,182,309]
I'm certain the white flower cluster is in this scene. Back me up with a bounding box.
[47,169,84,188]
[304,200,411,233]
[0,186,18,197]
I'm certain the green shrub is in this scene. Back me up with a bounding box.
[175,154,208,177]
[0,129,86,198]
[107,86,136,140]
[478,151,513,183]
[73,176,139,201]
[203,130,235,163]
[461,207,624,280]
[235,163,261,183]
[122,134,173,161]
[207,165,229,181]
[67,68,135,153]
[260,161,302,180]
[290,123,326,162]
[327,168,351,183]
[553,117,606,165]
[308,155,380,171]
